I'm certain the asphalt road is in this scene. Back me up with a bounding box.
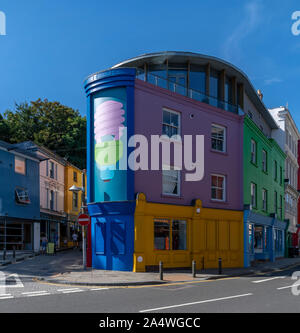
[0,261,300,313]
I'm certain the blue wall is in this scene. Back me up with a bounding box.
[0,148,40,220]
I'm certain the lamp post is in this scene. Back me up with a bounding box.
[68,183,87,270]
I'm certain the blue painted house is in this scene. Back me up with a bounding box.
[0,141,43,252]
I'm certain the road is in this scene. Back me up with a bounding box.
[0,260,300,313]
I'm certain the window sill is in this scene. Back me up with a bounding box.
[161,194,182,199]
[210,199,228,204]
[210,149,228,156]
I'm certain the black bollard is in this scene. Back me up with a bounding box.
[218,257,222,275]
[159,261,163,280]
[192,260,196,278]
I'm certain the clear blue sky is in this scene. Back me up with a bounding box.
[0,0,300,127]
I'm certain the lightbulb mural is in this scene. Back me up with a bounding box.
[93,87,128,202]
[94,100,125,182]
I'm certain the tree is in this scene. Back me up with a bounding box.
[2,99,86,169]
[0,113,10,142]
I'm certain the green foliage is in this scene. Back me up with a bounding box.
[1,99,86,169]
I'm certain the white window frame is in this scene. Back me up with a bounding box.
[211,124,226,153]
[251,139,257,164]
[162,108,181,138]
[262,188,267,211]
[250,182,257,209]
[162,165,180,196]
[211,174,226,202]
[262,149,267,172]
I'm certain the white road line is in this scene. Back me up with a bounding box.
[252,276,286,283]
[57,288,80,292]
[0,294,11,297]
[25,293,51,297]
[22,291,48,295]
[0,296,14,300]
[277,284,300,290]
[89,288,109,291]
[139,293,253,313]
[61,289,84,294]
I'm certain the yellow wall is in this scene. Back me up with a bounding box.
[64,164,86,216]
[133,193,244,272]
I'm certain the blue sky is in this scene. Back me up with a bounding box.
[0,0,300,127]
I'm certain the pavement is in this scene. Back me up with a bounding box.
[2,249,298,286]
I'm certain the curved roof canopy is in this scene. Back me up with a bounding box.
[111,51,278,129]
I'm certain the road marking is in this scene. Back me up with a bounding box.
[57,288,81,292]
[139,293,253,313]
[61,289,84,294]
[25,293,51,297]
[5,274,24,288]
[22,291,48,295]
[0,296,14,300]
[277,284,300,290]
[252,276,286,283]
[89,288,110,291]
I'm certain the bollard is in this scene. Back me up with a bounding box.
[3,249,6,261]
[218,257,222,275]
[159,261,163,280]
[192,260,196,278]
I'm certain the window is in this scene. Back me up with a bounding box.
[279,195,283,219]
[73,171,77,182]
[262,150,267,172]
[50,190,54,210]
[50,162,55,179]
[14,156,26,175]
[248,224,254,252]
[251,183,257,208]
[211,124,226,152]
[72,192,78,210]
[15,188,30,204]
[154,219,187,251]
[251,139,257,164]
[154,220,170,250]
[274,191,278,215]
[274,229,283,252]
[254,225,263,253]
[162,167,180,196]
[273,160,277,181]
[189,65,206,93]
[280,166,283,185]
[162,109,180,138]
[211,174,226,201]
[172,220,187,250]
[262,189,267,211]
[210,69,220,98]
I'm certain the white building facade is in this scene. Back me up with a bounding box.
[269,107,300,249]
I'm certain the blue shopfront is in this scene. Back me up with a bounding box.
[244,210,287,267]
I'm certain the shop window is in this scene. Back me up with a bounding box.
[15,188,30,204]
[254,225,263,253]
[162,109,180,138]
[172,220,187,250]
[154,220,170,250]
[248,224,254,252]
[14,156,26,175]
[211,124,226,152]
[154,219,187,251]
[274,229,283,252]
[162,167,180,196]
[211,174,226,201]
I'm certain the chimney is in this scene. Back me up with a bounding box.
[257,89,263,100]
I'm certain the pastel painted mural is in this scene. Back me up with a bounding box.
[93,87,128,202]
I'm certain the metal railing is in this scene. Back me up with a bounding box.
[136,70,243,115]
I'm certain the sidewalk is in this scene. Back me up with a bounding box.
[32,251,300,287]
[0,251,38,266]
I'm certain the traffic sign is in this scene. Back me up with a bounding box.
[78,214,90,226]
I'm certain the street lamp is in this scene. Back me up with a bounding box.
[68,184,87,270]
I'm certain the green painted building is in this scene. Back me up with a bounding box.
[243,116,287,266]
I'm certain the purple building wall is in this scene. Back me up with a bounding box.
[133,79,244,210]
